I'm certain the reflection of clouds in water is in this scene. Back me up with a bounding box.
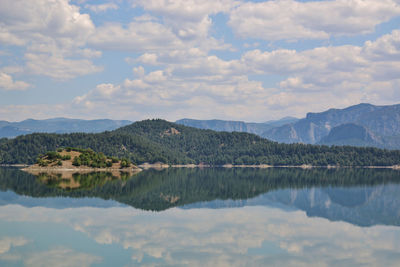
[0,236,29,262]
[0,236,101,266]
[23,247,102,267]
[1,205,400,266]
[0,236,29,254]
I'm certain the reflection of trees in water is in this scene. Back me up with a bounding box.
[0,167,399,212]
[38,171,132,190]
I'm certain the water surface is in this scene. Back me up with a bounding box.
[0,167,400,266]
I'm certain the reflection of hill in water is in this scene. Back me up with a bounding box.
[1,167,400,226]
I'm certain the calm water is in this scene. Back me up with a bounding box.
[1,167,400,266]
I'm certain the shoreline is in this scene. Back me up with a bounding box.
[113,163,400,170]
[4,163,399,171]
[21,166,142,172]
[139,163,400,170]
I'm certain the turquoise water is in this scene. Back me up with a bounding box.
[0,167,400,266]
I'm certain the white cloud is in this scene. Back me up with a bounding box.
[363,30,400,60]
[89,20,184,52]
[85,3,119,13]
[136,0,237,38]
[0,0,95,45]
[1,0,400,120]
[0,0,101,80]
[27,29,400,121]
[25,53,102,80]
[0,72,30,91]
[239,29,400,113]
[229,0,400,41]
[136,0,236,21]
[135,0,236,50]
[133,66,145,77]
[24,247,102,267]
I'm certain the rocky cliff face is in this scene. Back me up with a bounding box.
[318,123,382,147]
[176,117,298,136]
[176,119,251,133]
[262,103,400,149]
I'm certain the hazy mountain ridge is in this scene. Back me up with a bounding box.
[176,103,400,149]
[0,118,133,138]
[1,103,400,149]
[263,103,400,149]
[175,117,299,136]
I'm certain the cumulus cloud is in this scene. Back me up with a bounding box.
[229,0,400,41]
[1,0,400,120]
[89,20,184,52]
[0,72,30,91]
[363,29,400,60]
[25,53,102,80]
[239,29,400,112]
[72,26,400,120]
[85,3,119,13]
[0,0,101,80]
[72,49,271,120]
[135,0,236,50]
[23,247,102,267]
[0,0,95,44]
[88,1,231,53]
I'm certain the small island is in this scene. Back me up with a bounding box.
[22,147,141,175]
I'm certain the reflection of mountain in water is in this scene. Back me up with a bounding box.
[280,185,400,227]
[1,167,400,226]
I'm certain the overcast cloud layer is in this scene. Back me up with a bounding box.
[1,0,400,121]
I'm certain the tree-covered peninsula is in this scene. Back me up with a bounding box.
[0,119,400,166]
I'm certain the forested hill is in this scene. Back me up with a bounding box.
[0,119,400,166]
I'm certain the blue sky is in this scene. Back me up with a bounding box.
[1,0,400,122]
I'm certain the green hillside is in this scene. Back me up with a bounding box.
[0,119,400,166]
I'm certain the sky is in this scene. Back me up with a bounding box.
[0,0,400,122]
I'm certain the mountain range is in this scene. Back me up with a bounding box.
[175,117,299,136]
[177,103,400,149]
[1,103,399,150]
[0,118,132,138]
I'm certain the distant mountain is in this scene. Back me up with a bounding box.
[0,118,133,138]
[262,103,400,149]
[318,123,382,147]
[175,117,298,136]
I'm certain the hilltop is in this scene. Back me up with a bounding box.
[0,119,400,167]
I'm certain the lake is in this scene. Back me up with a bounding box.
[1,167,400,266]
